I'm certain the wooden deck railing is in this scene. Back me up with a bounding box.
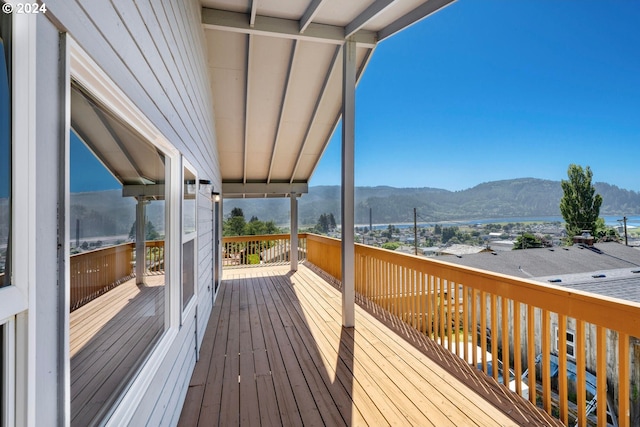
[304,233,639,427]
[222,233,307,268]
[70,240,165,311]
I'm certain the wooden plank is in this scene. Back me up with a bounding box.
[180,265,559,427]
[253,275,303,426]
[259,274,325,426]
[293,267,506,427]
[218,278,240,426]
[70,278,165,425]
[245,278,281,426]
[178,280,226,426]
[294,270,400,425]
[238,278,260,426]
[274,270,383,426]
[71,283,164,373]
[191,280,234,426]
[71,316,162,426]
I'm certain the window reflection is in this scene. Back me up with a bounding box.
[70,83,167,425]
[182,165,196,308]
[0,12,11,288]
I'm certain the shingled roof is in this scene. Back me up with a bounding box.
[443,242,640,303]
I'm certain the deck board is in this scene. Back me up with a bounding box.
[69,275,165,426]
[179,264,562,427]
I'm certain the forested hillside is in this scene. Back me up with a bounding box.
[224,178,640,225]
[62,178,640,234]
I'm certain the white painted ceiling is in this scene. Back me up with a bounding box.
[201,0,455,198]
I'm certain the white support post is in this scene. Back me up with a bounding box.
[341,39,356,328]
[135,198,146,285]
[290,193,299,271]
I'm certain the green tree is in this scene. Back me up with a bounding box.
[328,213,337,230]
[381,242,400,251]
[223,208,247,236]
[316,214,329,233]
[441,226,459,244]
[128,220,161,241]
[513,233,544,250]
[560,164,603,238]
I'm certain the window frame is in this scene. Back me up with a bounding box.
[181,158,197,322]
[0,10,35,427]
[68,37,182,426]
[554,325,577,360]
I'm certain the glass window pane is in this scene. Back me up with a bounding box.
[0,14,10,289]
[182,239,194,308]
[183,166,196,235]
[70,84,167,425]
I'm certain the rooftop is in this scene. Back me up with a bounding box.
[443,242,640,303]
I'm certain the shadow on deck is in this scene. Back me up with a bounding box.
[179,264,561,426]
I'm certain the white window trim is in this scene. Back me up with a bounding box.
[1,317,15,427]
[554,324,577,360]
[181,158,198,323]
[0,10,39,427]
[68,37,182,427]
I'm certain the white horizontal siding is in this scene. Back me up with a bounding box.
[51,0,220,185]
[44,0,221,424]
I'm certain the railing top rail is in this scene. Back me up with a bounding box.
[70,242,135,258]
[222,233,307,243]
[306,233,640,336]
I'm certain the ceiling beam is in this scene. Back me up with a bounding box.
[202,8,377,48]
[377,0,456,41]
[222,182,308,197]
[123,184,165,198]
[249,0,258,27]
[267,40,299,184]
[89,103,150,185]
[299,0,326,34]
[243,34,254,184]
[289,45,340,184]
[345,0,395,38]
[307,44,377,182]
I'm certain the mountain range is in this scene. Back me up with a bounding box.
[224,178,640,226]
[56,178,640,239]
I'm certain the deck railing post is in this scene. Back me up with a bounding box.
[135,197,147,285]
[341,38,356,328]
[290,193,298,271]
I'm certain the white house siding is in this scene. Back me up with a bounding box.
[34,0,221,425]
[34,14,68,426]
[196,188,214,346]
[47,0,219,184]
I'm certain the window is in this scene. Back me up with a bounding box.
[69,82,169,425]
[554,325,576,359]
[182,163,196,310]
[0,9,10,289]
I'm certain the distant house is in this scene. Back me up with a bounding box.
[421,246,441,256]
[438,244,491,257]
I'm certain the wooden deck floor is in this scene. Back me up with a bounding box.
[179,264,561,427]
[70,274,165,426]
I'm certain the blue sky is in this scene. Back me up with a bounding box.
[310,0,640,192]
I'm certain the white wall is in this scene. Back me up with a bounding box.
[30,0,222,425]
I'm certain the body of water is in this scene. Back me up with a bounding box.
[361,215,640,230]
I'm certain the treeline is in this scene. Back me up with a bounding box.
[223,208,281,236]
